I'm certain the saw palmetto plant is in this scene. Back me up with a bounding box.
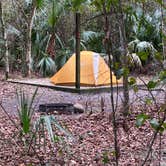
[16,88,38,134]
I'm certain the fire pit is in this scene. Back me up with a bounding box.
[39,103,84,114]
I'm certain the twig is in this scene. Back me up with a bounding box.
[141,108,166,166]
[159,133,162,166]
[0,55,4,62]
[0,103,19,130]
[115,79,119,111]
[11,0,28,21]
[81,13,104,25]
[138,76,159,110]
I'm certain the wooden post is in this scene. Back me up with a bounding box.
[75,12,80,89]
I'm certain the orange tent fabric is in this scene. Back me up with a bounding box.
[50,51,122,86]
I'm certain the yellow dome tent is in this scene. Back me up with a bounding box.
[50,51,122,86]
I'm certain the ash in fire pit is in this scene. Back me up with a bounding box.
[39,103,84,114]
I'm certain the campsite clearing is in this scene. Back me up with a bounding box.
[0,75,166,165]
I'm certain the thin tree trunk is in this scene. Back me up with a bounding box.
[103,2,119,165]
[161,0,166,60]
[4,32,9,79]
[0,2,9,80]
[118,0,129,116]
[26,5,36,77]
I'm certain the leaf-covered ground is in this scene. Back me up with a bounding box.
[0,72,166,165]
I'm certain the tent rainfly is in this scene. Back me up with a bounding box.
[50,51,122,86]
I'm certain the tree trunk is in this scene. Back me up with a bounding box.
[102,2,119,165]
[26,6,36,77]
[0,2,9,80]
[161,0,166,60]
[4,32,9,79]
[118,0,129,116]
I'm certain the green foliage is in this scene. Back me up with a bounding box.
[116,67,130,78]
[35,115,72,142]
[150,118,160,130]
[102,151,109,164]
[82,30,99,42]
[90,0,116,12]
[37,53,56,77]
[159,70,166,81]
[55,49,72,70]
[25,0,44,8]
[16,88,72,153]
[48,0,64,28]
[81,30,104,52]
[32,29,64,65]
[155,0,162,5]
[151,70,166,86]
[66,0,89,11]
[128,39,140,52]
[55,33,64,49]
[36,0,44,8]
[136,114,149,127]
[126,6,162,50]
[122,67,130,77]
[145,98,152,105]
[147,81,158,89]
[136,115,166,132]
[133,85,138,92]
[32,30,50,60]
[162,123,166,129]
[154,52,163,62]
[137,51,149,61]
[68,36,87,52]
[16,88,38,134]
[128,40,156,56]
[72,0,88,11]
[128,39,157,65]
[128,77,136,86]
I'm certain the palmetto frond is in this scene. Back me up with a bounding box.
[82,30,100,42]
[128,39,157,59]
[127,53,142,68]
[37,53,56,76]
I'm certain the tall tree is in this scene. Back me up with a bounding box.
[118,0,129,116]
[46,0,64,59]
[11,0,44,76]
[161,0,166,60]
[26,0,37,76]
[90,1,121,165]
[0,1,9,79]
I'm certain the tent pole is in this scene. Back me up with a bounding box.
[75,12,80,89]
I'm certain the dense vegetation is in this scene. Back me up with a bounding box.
[0,0,164,76]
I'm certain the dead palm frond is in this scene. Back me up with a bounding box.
[127,53,142,69]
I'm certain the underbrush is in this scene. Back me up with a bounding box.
[0,102,166,165]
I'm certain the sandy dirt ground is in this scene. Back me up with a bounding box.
[0,73,166,165]
[1,77,165,115]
